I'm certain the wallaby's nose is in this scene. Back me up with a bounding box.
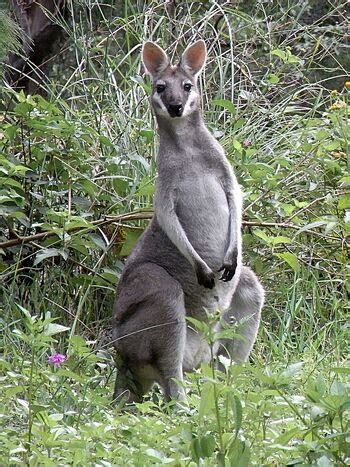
[168,103,183,118]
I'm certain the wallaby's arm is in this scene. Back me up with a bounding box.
[155,187,215,289]
[220,167,243,282]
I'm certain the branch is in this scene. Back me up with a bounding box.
[0,212,340,250]
[242,221,339,240]
[0,211,153,249]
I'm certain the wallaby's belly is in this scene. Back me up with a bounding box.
[177,174,229,270]
[120,172,237,317]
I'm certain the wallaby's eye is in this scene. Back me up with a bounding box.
[184,82,192,92]
[156,83,166,93]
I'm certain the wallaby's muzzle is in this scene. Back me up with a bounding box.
[168,103,183,118]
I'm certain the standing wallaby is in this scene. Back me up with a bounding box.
[112,40,264,403]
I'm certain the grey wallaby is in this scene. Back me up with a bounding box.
[112,40,264,403]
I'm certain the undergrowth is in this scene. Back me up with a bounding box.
[0,1,349,465]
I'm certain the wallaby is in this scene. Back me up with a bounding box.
[112,40,264,403]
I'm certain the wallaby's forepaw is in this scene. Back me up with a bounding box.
[196,263,215,289]
[219,254,237,282]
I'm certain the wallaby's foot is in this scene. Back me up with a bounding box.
[196,262,215,289]
[216,266,264,363]
[112,364,145,406]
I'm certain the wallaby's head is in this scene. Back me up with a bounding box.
[142,40,206,119]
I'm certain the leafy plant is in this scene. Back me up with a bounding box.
[0,1,348,465]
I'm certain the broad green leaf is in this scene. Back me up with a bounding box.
[316,456,333,467]
[139,128,154,142]
[338,194,350,210]
[34,248,68,266]
[199,382,216,417]
[280,362,304,380]
[136,175,155,196]
[274,427,305,444]
[271,49,286,61]
[267,73,280,84]
[232,139,242,152]
[330,381,347,396]
[253,229,270,244]
[271,236,293,245]
[119,230,143,256]
[112,176,130,195]
[99,268,119,285]
[339,175,350,185]
[16,304,32,319]
[331,366,350,374]
[17,399,29,413]
[44,323,70,336]
[228,438,251,466]
[200,434,216,458]
[5,385,25,397]
[190,438,201,463]
[145,448,165,461]
[295,220,327,235]
[211,99,236,114]
[89,233,107,251]
[274,252,300,273]
[99,135,113,147]
[230,394,242,437]
[65,218,94,231]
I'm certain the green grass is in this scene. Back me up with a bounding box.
[0,1,349,465]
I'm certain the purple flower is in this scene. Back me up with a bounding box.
[48,353,66,366]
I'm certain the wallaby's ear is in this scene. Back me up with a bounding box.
[180,40,207,76]
[142,42,169,77]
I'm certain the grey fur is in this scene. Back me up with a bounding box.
[112,40,264,403]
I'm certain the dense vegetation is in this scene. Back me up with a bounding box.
[0,1,349,465]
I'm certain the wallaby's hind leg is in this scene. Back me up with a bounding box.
[112,263,187,403]
[216,266,264,364]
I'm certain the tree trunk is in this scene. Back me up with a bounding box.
[5,0,66,94]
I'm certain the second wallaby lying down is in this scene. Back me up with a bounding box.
[112,40,264,403]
